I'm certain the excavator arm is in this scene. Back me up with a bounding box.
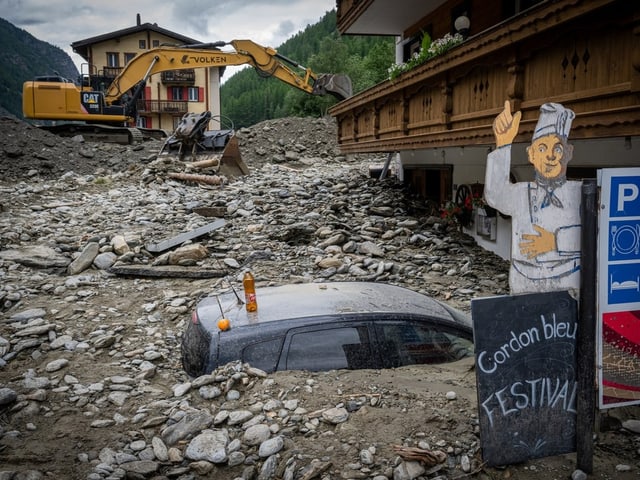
[104,39,352,110]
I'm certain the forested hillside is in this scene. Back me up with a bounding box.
[0,17,78,118]
[221,10,394,128]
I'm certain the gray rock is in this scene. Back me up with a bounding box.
[258,454,279,480]
[8,308,47,322]
[151,436,169,462]
[227,409,253,425]
[358,241,385,257]
[120,460,159,475]
[93,252,117,270]
[161,411,214,446]
[244,424,271,446]
[322,407,349,424]
[258,436,284,457]
[185,430,229,463]
[67,242,99,275]
[0,245,70,268]
[393,461,425,480]
[199,385,222,399]
[0,387,18,406]
[45,358,69,372]
[622,419,640,434]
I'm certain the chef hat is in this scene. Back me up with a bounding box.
[532,103,575,141]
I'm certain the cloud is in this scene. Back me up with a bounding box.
[1,0,335,70]
[276,20,296,39]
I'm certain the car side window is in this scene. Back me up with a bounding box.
[242,337,284,373]
[284,325,374,371]
[376,322,473,367]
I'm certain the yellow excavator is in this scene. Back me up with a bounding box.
[22,40,352,177]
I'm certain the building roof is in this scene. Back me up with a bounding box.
[71,20,202,60]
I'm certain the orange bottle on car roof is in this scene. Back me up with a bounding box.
[243,271,258,312]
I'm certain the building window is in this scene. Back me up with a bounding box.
[139,39,146,49]
[106,52,119,68]
[171,87,183,100]
[124,53,136,65]
[137,117,148,128]
[188,87,200,102]
[152,39,160,48]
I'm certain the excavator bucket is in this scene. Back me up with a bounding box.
[159,112,249,179]
[312,74,353,100]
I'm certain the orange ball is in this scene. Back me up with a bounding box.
[217,318,231,331]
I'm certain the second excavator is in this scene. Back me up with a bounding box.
[22,39,353,177]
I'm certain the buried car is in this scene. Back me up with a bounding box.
[181,281,474,377]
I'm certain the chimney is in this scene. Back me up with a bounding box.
[136,13,141,26]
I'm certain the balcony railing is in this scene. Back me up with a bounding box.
[161,70,196,84]
[101,66,123,79]
[137,100,189,114]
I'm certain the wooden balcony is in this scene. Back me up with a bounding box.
[101,66,123,79]
[137,99,189,114]
[330,0,640,154]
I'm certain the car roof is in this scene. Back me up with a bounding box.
[196,281,470,330]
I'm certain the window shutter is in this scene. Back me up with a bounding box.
[167,88,173,100]
[199,87,204,102]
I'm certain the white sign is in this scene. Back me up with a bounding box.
[597,168,640,409]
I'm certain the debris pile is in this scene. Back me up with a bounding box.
[0,115,637,480]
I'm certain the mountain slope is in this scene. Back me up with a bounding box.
[220,10,394,128]
[0,17,79,118]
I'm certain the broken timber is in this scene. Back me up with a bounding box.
[168,172,225,185]
[145,218,226,253]
[109,264,226,278]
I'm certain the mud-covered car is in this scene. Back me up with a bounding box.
[181,281,474,377]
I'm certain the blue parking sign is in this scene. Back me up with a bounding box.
[598,168,640,409]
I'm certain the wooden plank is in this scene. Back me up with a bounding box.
[145,219,226,253]
[109,264,226,278]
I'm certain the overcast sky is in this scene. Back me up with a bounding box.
[1,0,336,78]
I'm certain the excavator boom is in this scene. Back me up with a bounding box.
[104,40,352,107]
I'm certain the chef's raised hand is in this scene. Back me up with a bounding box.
[493,100,522,147]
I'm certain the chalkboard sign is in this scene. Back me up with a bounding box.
[472,291,578,466]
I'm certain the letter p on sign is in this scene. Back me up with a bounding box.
[617,183,639,212]
[610,175,640,217]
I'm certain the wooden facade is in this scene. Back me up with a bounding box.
[331,0,640,155]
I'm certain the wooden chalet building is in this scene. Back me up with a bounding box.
[331,0,639,259]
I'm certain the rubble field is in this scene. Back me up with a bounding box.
[0,115,638,480]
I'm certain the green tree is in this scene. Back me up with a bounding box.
[220,9,395,128]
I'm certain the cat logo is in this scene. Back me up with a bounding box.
[82,93,100,104]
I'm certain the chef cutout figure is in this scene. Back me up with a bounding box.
[485,100,581,294]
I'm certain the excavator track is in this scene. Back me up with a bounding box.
[40,124,152,145]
